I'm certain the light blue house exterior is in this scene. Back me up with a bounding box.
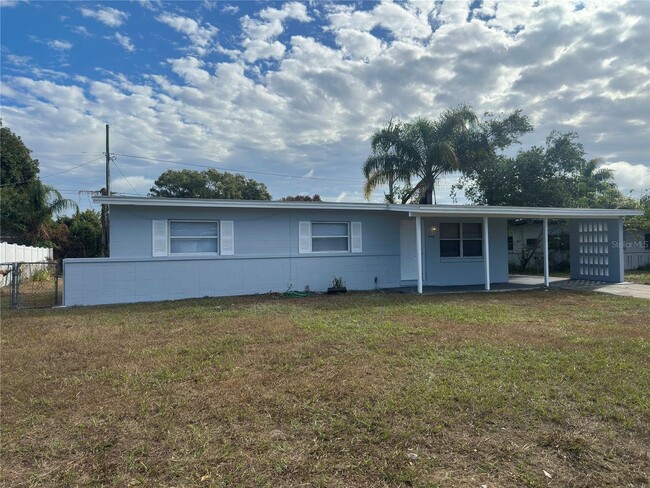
[62,197,642,306]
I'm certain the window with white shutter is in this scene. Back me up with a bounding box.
[299,221,311,253]
[220,221,234,255]
[169,221,218,255]
[301,222,359,253]
[351,222,362,253]
[152,220,168,257]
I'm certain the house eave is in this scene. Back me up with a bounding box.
[407,206,643,219]
[92,196,643,219]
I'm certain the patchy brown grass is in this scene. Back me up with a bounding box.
[625,269,650,285]
[1,290,649,487]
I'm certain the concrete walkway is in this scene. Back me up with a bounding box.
[510,274,650,299]
[390,275,650,299]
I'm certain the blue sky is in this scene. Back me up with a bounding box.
[1,0,649,209]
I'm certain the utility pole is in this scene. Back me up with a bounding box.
[101,124,111,257]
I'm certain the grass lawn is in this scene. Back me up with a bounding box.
[625,268,650,285]
[2,290,649,487]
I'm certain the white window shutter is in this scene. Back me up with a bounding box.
[220,221,234,255]
[152,220,168,257]
[351,222,362,253]
[299,221,311,253]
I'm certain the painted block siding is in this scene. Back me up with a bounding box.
[63,205,510,306]
[421,217,509,286]
[569,219,625,283]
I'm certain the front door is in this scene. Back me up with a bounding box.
[400,220,418,280]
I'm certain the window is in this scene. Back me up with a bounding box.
[169,221,218,254]
[311,222,349,252]
[440,222,483,258]
[645,234,650,250]
[298,221,362,254]
[507,236,514,251]
[526,238,539,247]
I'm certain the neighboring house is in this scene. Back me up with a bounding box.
[62,196,642,306]
[623,227,650,269]
[508,220,570,272]
[510,221,650,271]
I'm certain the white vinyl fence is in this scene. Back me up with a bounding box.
[1,242,53,286]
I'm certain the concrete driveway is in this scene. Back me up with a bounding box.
[510,274,650,299]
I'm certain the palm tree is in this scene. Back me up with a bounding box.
[24,180,78,244]
[362,119,409,203]
[398,106,478,204]
[362,106,479,205]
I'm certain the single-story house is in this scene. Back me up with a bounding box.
[62,196,643,306]
[509,220,650,271]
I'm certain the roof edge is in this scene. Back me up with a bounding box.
[92,195,644,218]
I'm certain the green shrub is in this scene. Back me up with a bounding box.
[29,268,51,282]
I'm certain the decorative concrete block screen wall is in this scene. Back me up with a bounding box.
[569,219,624,282]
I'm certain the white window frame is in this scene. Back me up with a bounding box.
[168,220,220,256]
[310,221,350,253]
[440,222,483,258]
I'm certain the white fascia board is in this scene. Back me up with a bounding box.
[93,195,402,212]
[408,206,643,219]
[92,196,643,218]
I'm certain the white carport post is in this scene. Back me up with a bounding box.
[483,217,490,291]
[416,215,423,294]
[543,218,550,287]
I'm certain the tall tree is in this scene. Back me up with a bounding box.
[149,169,271,200]
[21,180,78,246]
[361,106,480,204]
[1,123,42,242]
[457,130,633,209]
[362,119,409,203]
[0,123,40,186]
[56,210,103,258]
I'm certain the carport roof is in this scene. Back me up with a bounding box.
[93,196,643,219]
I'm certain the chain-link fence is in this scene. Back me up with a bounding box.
[0,261,62,309]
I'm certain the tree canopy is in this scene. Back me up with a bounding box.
[362,106,480,204]
[149,169,272,200]
[362,107,531,204]
[56,210,103,258]
[1,123,40,187]
[456,131,635,209]
[1,124,83,254]
[280,194,322,202]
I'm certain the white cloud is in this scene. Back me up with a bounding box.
[0,0,24,7]
[222,4,239,15]
[80,6,128,28]
[239,2,312,62]
[114,33,135,52]
[6,53,30,65]
[72,25,92,37]
[2,0,648,205]
[241,39,285,63]
[601,162,650,195]
[157,13,218,56]
[48,39,73,50]
[111,175,154,195]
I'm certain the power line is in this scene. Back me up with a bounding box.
[113,153,366,184]
[0,156,104,188]
[111,157,141,195]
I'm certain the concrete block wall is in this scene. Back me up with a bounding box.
[64,206,404,305]
[569,218,624,282]
[63,254,401,306]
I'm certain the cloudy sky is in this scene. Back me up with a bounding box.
[1,0,649,208]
